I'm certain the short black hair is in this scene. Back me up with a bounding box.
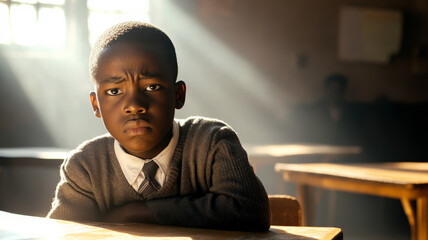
[89,21,178,83]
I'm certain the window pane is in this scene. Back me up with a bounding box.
[12,0,37,4]
[38,7,65,47]
[88,11,150,46]
[87,0,118,11]
[116,0,149,13]
[38,0,65,5]
[10,4,37,45]
[88,0,149,12]
[88,12,130,45]
[87,0,151,46]
[0,3,10,44]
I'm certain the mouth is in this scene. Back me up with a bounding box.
[124,119,151,136]
[125,126,151,136]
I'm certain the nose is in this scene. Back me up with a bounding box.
[123,89,147,115]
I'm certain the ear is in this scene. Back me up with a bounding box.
[90,91,102,118]
[174,81,186,109]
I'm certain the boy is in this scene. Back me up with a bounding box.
[47,21,270,231]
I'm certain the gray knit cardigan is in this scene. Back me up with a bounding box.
[48,117,270,231]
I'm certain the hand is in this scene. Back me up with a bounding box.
[104,201,156,223]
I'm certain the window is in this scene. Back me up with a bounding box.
[87,0,150,46]
[0,0,151,50]
[0,0,66,48]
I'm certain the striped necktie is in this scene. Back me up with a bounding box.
[138,161,161,198]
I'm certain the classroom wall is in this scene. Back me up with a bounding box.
[0,0,427,149]
[176,0,428,103]
[160,0,428,161]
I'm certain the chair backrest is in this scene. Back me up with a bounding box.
[269,194,302,226]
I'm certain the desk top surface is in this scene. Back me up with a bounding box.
[0,144,362,159]
[275,162,428,187]
[0,147,70,160]
[247,144,362,157]
[0,211,342,240]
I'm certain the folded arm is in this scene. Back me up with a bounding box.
[146,133,270,231]
[47,167,101,221]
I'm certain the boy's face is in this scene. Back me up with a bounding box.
[90,42,185,159]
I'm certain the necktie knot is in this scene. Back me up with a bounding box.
[143,160,158,179]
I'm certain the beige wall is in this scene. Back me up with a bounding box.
[0,0,427,148]
[193,0,428,103]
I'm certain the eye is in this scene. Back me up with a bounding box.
[105,88,123,96]
[145,84,161,92]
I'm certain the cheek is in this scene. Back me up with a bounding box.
[98,99,121,128]
[152,92,175,111]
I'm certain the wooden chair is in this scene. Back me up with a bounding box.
[269,194,302,226]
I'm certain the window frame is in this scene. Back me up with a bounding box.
[0,0,151,59]
[0,0,79,58]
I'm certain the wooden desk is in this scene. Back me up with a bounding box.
[0,148,70,217]
[0,147,70,159]
[247,144,361,171]
[248,144,362,158]
[275,162,428,240]
[0,147,69,169]
[247,144,361,193]
[0,211,343,240]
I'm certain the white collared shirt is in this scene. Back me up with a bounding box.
[114,120,179,191]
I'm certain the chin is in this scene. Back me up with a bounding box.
[126,143,157,157]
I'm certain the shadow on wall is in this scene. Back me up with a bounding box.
[282,74,428,163]
[0,51,54,147]
[286,98,428,162]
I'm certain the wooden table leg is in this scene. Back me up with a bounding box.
[401,198,416,240]
[327,191,337,226]
[297,184,316,226]
[416,197,428,240]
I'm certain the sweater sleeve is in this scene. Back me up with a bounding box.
[47,153,101,221]
[145,125,270,231]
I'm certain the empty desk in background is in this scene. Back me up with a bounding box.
[0,148,69,216]
[247,144,361,193]
[247,143,362,172]
[275,162,428,240]
[0,210,343,240]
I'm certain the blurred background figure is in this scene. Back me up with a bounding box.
[288,73,364,147]
[322,74,349,124]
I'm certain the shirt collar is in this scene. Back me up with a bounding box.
[114,120,180,185]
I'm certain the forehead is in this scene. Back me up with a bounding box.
[95,42,172,78]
